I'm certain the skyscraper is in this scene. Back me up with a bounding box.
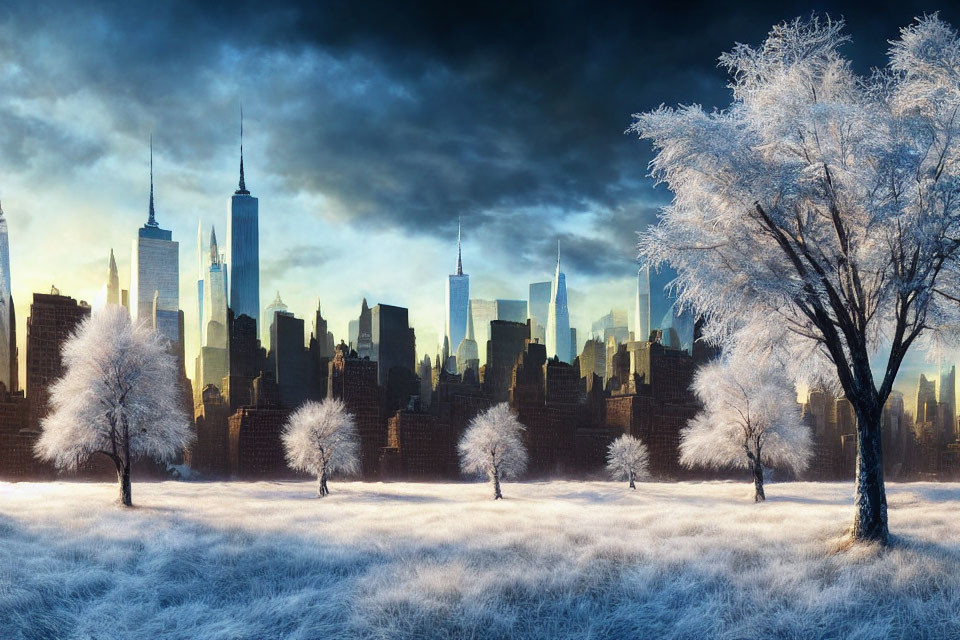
[196,220,204,338]
[106,249,121,306]
[357,298,372,359]
[445,220,469,373]
[546,242,571,363]
[130,137,180,345]
[195,228,230,400]
[228,108,260,337]
[635,266,651,342]
[263,291,289,354]
[371,303,416,386]
[0,203,14,392]
[469,298,528,366]
[527,281,551,344]
[457,300,479,376]
[939,362,956,441]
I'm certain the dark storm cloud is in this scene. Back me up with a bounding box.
[4,0,960,275]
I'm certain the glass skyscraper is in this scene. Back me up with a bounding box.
[527,281,551,345]
[546,243,571,363]
[445,221,469,372]
[130,138,180,345]
[227,112,260,338]
[635,266,650,343]
[0,202,14,391]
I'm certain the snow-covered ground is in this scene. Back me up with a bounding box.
[1,480,959,639]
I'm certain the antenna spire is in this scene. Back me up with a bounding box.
[147,134,158,227]
[456,217,463,276]
[236,102,249,194]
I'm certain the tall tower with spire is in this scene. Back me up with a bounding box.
[195,225,229,399]
[197,219,204,339]
[130,136,181,345]
[106,249,121,306]
[545,240,571,363]
[635,265,650,342]
[456,299,479,376]
[0,201,16,392]
[227,104,261,340]
[444,218,469,373]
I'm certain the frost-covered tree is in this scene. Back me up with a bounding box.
[282,399,360,497]
[629,15,960,543]
[458,403,527,499]
[681,355,811,502]
[35,306,192,506]
[606,434,650,489]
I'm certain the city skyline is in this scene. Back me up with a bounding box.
[2,0,958,410]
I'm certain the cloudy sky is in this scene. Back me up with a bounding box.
[1,0,957,405]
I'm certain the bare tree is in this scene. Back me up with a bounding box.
[681,355,811,502]
[35,306,192,506]
[629,15,960,543]
[282,399,360,497]
[458,403,527,499]
[606,434,650,489]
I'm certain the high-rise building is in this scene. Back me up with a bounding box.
[939,362,956,441]
[0,203,15,392]
[546,242,571,363]
[195,227,229,399]
[26,290,91,427]
[569,327,578,364]
[528,281,551,344]
[469,299,527,366]
[483,320,529,401]
[263,291,289,354]
[228,108,260,336]
[456,300,479,377]
[445,221,469,373]
[371,303,416,386]
[106,248,121,307]
[917,374,938,424]
[130,138,180,344]
[310,300,335,360]
[270,311,313,410]
[328,344,383,477]
[348,319,359,352]
[357,298,373,359]
[635,266,651,342]
[196,220,204,339]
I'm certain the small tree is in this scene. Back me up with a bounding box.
[282,399,359,497]
[681,356,811,502]
[35,306,192,506]
[458,403,527,499]
[606,434,650,489]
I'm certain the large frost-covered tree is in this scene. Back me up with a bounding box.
[681,356,811,502]
[606,434,650,489]
[630,15,960,543]
[282,399,360,497]
[35,306,192,506]
[458,403,527,499]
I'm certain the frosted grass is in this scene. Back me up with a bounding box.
[1,480,958,639]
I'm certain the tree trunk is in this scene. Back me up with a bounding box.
[628,470,636,490]
[852,403,888,544]
[317,469,329,498]
[118,464,132,507]
[752,460,765,503]
[490,468,502,500]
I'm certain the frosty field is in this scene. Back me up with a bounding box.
[1,480,959,640]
